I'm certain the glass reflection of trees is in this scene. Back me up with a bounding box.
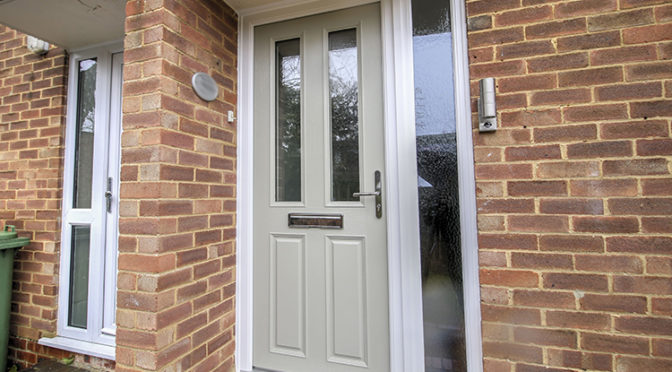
[276,40,302,202]
[73,59,96,209]
[329,29,360,202]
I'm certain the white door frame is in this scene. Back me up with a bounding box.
[235,0,483,371]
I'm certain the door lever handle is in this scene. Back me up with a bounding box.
[105,177,113,213]
[352,170,382,219]
[352,191,380,197]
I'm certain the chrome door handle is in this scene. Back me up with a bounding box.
[352,170,382,219]
[105,177,113,213]
[352,191,380,197]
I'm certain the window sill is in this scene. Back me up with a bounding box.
[38,336,115,361]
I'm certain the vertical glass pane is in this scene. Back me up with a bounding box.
[329,29,360,202]
[68,225,90,328]
[276,39,302,202]
[73,59,97,208]
[411,0,467,371]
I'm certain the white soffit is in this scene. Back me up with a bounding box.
[0,0,125,50]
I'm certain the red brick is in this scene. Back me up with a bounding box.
[642,179,672,195]
[467,15,492,32]
[526,19,587,39]
[642,217,672,233]
[531,88,591,106]
[468,28,525,49]
[631,101,672,119]
[482,342,543,364]
[508,181,567,196]
[546,311,610,330]
[512,253,573,269]
[615,356,672,372]
[534,124,596,143]
[609,198,672,216]
[626,61,672,81]
[513,289,575,309]
[537,161,600,179]
[574,216,639,233]
[470,60,525,79]
[614,276,672,295]
[653,338,672,357]
[557,31,621,52]
[498,74,556,93]
[596,82,662,101]
[623,23,672,44]
[581,294,647,313]
[497,40,556,60]
[527,53,589,73]
[587,8,654,31]
[480,269,539,287]
[514,327,577,348]
[555,0,617,18]
[576,254,643,273]
[547,349,612,371]
[544,273,608,291]
[495,6,553,27]
[509,215,569,233]
[607,236,672,255]
[479,234,538,250]
[540,235,603,252]
[653,298,672,316]
[581,333,649,355]
[475,164,533,180]
[500,109,562,127]
[567,141,632,159]
[570,179,638,197]
[467,0,521,16]
[616,316,672,336]
[540,199,604,215]
[601,119,668,139]
[563,104,628,123]
[477,199,535,214]
[603,158,669,176]
[505,145,562,161]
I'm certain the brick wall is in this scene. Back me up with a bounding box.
[0,26,73,368]
[116,0,237,370]
[467,0,672,371]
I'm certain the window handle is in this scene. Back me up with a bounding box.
[352,170,382,219]
[105,177,113,213]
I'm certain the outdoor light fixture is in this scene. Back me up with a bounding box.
[191,72,219,102]
[478,77,497,132]
[26,36,50,55]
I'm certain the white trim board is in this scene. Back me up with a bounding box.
[235,0,483,371]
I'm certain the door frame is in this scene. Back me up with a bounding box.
[235,0,483,371]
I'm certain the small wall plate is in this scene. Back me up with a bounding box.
[191,72,219,102]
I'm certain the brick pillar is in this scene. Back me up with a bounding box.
[0,26,71,368]
[467,0,672,371]
[117,0,237,370]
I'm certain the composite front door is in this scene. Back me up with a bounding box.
[252,4,390,372]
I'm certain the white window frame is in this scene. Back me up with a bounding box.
[236,0,483,371]
[39,42,122,360]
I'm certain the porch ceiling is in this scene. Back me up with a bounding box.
[0,0,125,50]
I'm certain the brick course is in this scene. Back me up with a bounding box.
[468,0,672,370]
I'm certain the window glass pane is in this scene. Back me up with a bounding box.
[276,39,302,202]
[329,29,360,202]
[411,0,467,370]
[68,225,90,329]
[73,59,97,208]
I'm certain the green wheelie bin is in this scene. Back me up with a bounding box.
[0,225,30,372]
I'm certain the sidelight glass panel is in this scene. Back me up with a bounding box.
[329,29,360,202]
[275,39,302,202]
[73,59,97,209]
[411,0,467,371]
[68,225,90,328]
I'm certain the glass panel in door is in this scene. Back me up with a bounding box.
[328,29,360,202]
[276,39,302,202]
[73,59,97,209]
[411,0,467,370]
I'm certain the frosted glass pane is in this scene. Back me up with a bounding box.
[276,39,302,202]
[329,29,360,202]
[73,59,96,209]
[412,0,467,370]
[68,225,90,329]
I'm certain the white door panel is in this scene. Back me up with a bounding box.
[253,4,389,372]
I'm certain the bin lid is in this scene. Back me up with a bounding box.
[0,225,18,241]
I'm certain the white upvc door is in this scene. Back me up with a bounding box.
[252,4,390,372]
[57,45,122,347]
